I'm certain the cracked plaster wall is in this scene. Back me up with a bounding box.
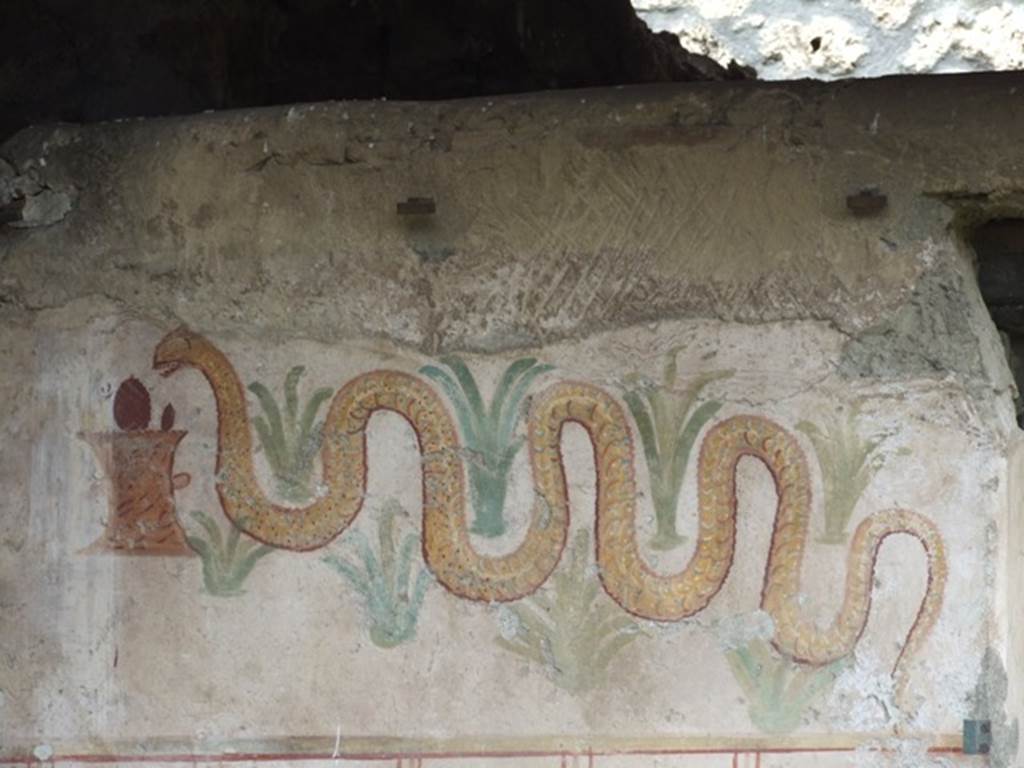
[635,0,1024,79]
[1,73,1023,766]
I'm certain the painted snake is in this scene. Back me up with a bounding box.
[154,328,946,686]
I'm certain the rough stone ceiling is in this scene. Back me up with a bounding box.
[0,0,746,142]
[1,0,1021,143]
[636,0,1024,79]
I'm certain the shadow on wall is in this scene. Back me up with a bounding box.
[972,219,1024,426]
[0,0,750,143]
[968,648,1019,767]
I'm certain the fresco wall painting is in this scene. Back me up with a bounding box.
[13,323,973,766]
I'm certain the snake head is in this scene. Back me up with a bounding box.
[153,326,202,377]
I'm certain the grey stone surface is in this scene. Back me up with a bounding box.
[0,74,1020,370]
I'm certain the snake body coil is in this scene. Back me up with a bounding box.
[154,328,946,688]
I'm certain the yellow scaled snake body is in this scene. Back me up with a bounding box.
[154,328,946,688]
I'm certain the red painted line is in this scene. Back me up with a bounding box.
[0,743,966,765]
[732,753,739,768]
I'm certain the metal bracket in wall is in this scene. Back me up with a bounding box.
[846,188,887,217]
[397,196,436,215]
[963,719,992,754]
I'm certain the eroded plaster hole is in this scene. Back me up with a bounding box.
[809,36,822,53]
[971,218,1024,423]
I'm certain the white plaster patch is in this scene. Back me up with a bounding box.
[860,0,920,29]
[681,0,751,19]
[826,650,899,731]
[676,20,739,63]
[635,0,1024,79]
[904,1,1024,72]
[32,744,53,761]
[901,5,967,72]
[760,15,869,76]
[713,610,774,650]
[495,605,523,641]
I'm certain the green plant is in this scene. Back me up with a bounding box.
[496,529,646,692]
[249,365,333,503]
[323,500,432,648]
[622,349,730,550]
[796,404,892,545]
[185,510,276,597]
[420,356,553,538]
[726,638,849,734]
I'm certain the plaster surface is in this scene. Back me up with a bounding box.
[1,74,1022,767]
[635,0,1024,79]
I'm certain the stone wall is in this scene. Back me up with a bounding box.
[1,73,1022,767]
[636,0,1024,79]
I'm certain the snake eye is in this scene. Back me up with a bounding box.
[155,360,183,377]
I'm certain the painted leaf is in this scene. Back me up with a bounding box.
[160,403,176,431]
[323,502,432,648]
[187,510,275,597]
[249,368,333,503]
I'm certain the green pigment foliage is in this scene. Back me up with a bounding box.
[796,403,893,545]
[249,365,333,504]
[496,528,646,692]
[420,356,553,538]
[623,349,730,550]
[725,638,848,734]
[323,500,433,648]
[186,510,276,597]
